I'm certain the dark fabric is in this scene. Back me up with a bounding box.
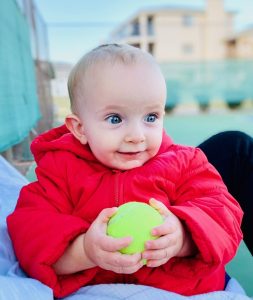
[198,131,253,255]
[224,273,231,289]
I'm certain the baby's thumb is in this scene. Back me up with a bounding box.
[149,198,169,217]
[97,207,118,225]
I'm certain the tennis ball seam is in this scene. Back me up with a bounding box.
[108,202,141,226]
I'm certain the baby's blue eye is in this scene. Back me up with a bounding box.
[107,115,122,124]
[144,114,157,123]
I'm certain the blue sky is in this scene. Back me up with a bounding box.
[34,0,253,64]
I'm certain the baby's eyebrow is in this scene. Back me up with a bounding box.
[95,102,165,114]
[95,105,122,114]
[144,104,165,111]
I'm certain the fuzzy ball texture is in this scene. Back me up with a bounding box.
[107,202,163,254]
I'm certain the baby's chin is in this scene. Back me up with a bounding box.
[113,159,146,171]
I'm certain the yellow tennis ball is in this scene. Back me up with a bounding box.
[107,202,163,254]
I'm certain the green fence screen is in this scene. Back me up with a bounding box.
[161,60,253,108]
[0,0,40,152]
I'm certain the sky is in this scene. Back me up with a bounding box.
[34,0,253,64]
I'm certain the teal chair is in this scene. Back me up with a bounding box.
[25,162,37,182]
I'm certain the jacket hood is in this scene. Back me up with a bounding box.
[31,124,173,164]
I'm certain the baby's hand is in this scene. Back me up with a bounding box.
[142,199,196,268]
[84,207,144,274]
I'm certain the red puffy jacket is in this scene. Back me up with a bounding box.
[7,125,243,298]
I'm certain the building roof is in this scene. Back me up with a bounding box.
[139,5,204,14]
[109,4,236,39]
[135,4,236,18]
[226,24,253,41]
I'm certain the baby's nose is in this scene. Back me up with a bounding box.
[125,126,145,143]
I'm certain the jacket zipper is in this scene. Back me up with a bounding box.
[114,171,121,207]
[114,170,125,207]
[113,171,125,283]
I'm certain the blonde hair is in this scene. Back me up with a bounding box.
[68,44,157,112]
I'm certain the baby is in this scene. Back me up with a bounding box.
[7,44,243,298]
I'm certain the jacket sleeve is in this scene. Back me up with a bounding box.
[164,147,243,277]
[7,151,97,297]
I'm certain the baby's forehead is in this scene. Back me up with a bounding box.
[82,61,165,106]
[88,52,152,71]
[84,54,158,82]
[91,45,151,63]
[71,48,164,111]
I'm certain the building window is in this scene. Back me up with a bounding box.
[148,43,155,55]
[131,19,140,36]
[182,44,193,54]
[182,14,193,26]
[147,15,154,36]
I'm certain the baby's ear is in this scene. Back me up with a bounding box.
[65,114,88,144]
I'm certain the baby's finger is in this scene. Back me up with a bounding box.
[96,207,118,224]
[151,221,176,236]
[92,207,118,233]
[149,198,170,217]
[107,251,142,267]
[112,260,144,274]
[146,257,168,268]
[145,234,175,250]
[101,235,133,252]
[143,247,174,261]
[104,252,144,274]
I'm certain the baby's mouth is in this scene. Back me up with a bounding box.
[117,151,143,157]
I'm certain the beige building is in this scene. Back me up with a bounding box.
[109,0,235,62]
[227,26,253,59]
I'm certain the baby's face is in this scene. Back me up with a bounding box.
[77,60,166,170]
